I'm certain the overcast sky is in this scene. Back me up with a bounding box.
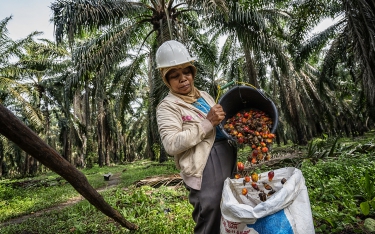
[0,0,55,41]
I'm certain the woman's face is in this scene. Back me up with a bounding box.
[166,67,194,95]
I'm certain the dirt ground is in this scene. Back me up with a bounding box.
[0,173,122,227]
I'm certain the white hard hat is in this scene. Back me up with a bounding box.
[155,40,196,69]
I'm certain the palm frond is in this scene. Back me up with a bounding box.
[51,0,144,43]
[294,21,342,69]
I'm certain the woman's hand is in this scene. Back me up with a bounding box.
[206,104,226,126]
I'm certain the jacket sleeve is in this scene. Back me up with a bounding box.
[156,101,213,156]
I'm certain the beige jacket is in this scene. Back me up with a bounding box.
[156,91,216,190]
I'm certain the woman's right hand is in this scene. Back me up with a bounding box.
[206,104,226,126]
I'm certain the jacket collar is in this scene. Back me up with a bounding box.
[160,91,215,115]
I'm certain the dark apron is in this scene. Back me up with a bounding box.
[186,140,237,234]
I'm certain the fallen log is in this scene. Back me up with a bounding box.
[0,104,138,230]
[134,174,183,188]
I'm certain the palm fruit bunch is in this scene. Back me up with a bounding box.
[223,109,276,164]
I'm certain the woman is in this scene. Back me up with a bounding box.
[156,40,237,234]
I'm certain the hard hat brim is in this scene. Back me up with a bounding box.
[156,58,197,69]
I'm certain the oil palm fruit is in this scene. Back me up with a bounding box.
[251,172,259,182]
[251,182,259,191]
[223,109,276,161]
[242,188,248,195]
[237,162,245,171]
[263,183,272,190]
[268,171,274,182]
[281,178,287,184]
[267,189,276,196]
[259,190,267,201]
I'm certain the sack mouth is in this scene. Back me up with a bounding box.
[218,86,278,139]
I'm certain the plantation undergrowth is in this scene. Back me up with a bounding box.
[1,131,375,233]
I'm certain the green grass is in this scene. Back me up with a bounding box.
[0,161,182,227]
[1,186,194,234]
[0,163,134,222]
[1,132,375,233]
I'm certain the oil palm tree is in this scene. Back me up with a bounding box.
[51,0,220,162]
[208,0,373,143]
[203,0,329,144]
[289,0,375,129]
[0,17,48,175]
[0,17,44,130]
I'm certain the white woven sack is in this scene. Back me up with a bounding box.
[220,167,315,234]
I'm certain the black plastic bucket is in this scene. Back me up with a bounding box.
[218,86,278,138]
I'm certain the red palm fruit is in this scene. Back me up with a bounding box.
[238,137,244,144]
[251,182,259,191]
[252,149,258,157]
[261,147,268,153]
[235,173,241,179]
[243,112,250,118]
[237,162,245,171]
[251,157,257,164]
[268,171,275,182]
[244,176,251,183]
[242,188,248,195]
[251,144,257,149]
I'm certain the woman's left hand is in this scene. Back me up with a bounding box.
[206,104,226,126]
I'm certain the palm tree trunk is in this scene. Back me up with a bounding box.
[0,104,138,230]
[84,75,91,165]
[97,100,105,166]
[0,141,3,177]
[147,55,157,161]
[31,156,38,175]
[23,153,28,175]
[243,47,260,88]
[61,123,71,162]
[104,101,111,166]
